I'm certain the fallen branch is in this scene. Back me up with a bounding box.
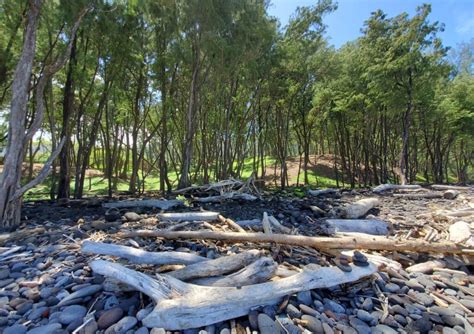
[81,241,207,265]
[325,219,389,236]
[262,212,272,235]
[191,257,277,287]
[337,198,380,218]
[372,184,421,193]
[89,260,377,330]
[167,250,262,281]
[118,230,474,255]
[103,199,183,210]
[393,192,443,200]
[430,184,472,191]
[218,215,246,233]
[0,227,45,245]
[157,211,219,222]
[405,260,447,274]
[193,192,257,203]
[308,188,339,197]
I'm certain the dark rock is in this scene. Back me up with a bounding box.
[98,307,124,329]
[286,304,302,319]
[113,316,137,333]
[26,323,62,334]
[296,291,312,306]
[248,310,259,330]
[349,317,371,334]
[4,324,27,334]
[59,305,87,325]
[257,313,279,334]
[408,313,432,334]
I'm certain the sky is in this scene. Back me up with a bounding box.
[268,0,474,49]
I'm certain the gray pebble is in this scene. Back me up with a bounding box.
[26,323,62,334]
[323,298,345,314]
[114,316,138,333]
[58,305,87,325]
[297,291,312,306]
[257,313,278,334]
[4,324,27,334]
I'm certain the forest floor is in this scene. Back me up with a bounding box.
[0,186,473,333]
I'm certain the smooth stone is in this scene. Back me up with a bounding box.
[98,307,124,329]
[407,279,425,292]
[357,309,375,324]
[299,304,319,316]
[136,327,149,334]
[136,307,153,321]
[150,329,166,334]
[362,298,373,312]
[390,304,408,317]
[441,315,463,327]
[104,295,119,310]
[26,323,62,334]
[28,306,49,321]
[302,315,323,333]
[322,322,334,334]
[385,283,400,293]
[349,317,371,334]
[414,292,434,306]
[4,324,27,334]
[124,212,141,222]
[248,310,259,330]
[443,327,458,334]
[323,299,345,314]
[297,291,312,306]
[286,304,302,318]
[58,305,87,325]
[257,313,279,334]
[0,268,10,280]
[66,318,83,332]
[114,316,138,333]
[373,324,398,334]
[430,306,455,317]
[78,319,98,334]
[394,314,407,326]
[408,314,432,333]
[460,299,474,310]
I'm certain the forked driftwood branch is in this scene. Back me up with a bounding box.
[118,230,474,254]
[89,259,377,330]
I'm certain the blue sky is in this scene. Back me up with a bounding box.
[268,0,474,49]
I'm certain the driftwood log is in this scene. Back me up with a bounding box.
[118,230,474,254]
[308,188,339,197]
[431,184,472,191]
[81,241,207,265]
[193,192,257,203]
[167,250,262,281]
[157,211,219,222]
[373,184,421,193]
[325,219,389,235]
[0,227,45,246]
[89,259,377,329]
[337,198,380,219]
[191,257,277,287]
[103,199,183,210]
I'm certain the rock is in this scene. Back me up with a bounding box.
[413,292,434,306]
[430,306,455,317]
[460,299,474,310]
[136,327,149,334]
[323,299,345,314]
[299,304,319,316]
[137,307,153,321]
[408,313,432,333]
[105,208,121,222]
[373,324,398,334]
[98,307,124,329]
[286,304,302,318]
[301,315,323,333]
[0,268,10,279]
[297,291,312,306]
[124,212,141,222]
[27,306,49,321]
[4,324,27,334]
[248,310,259,330]
[449,221,471,244]
[442,327,458,334]
[406,279,425,292]
[257,313,278,334]
[78,319,98,334]
[66,318,83,332]
[59,305,87,325]
[114,316,138,333]
[349,317,371,334]
[322,322,334,334]
[361,298,373,311]
[443,190,459,200]
[150,329,166,334]
[104,295,119,310]
[26,323,62,334]
[390,304,408,317]
[385,283,400,293]
[357,309,375,324]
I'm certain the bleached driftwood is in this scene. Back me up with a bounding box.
[338,198,380,218]
[218,215,246,233]
[235,219,262,229]
[268,215,292,234]
[81,241,207,265]
[341,250,402,271]
[119,230,474,254]
[431,184,472,191]
[262,212,273,235]
[437,208,474,218]
[443,190,460,199]
[191,257,277,287]
[103,199,183,210]
[373,184,421,193]
[406,260,447,274]
[89,259,377,330]
[308,188,339,197]
[167,250,262,281]
[193,192,257,203]
[325,219,389,236]
[393,192,443,200]
[157,211,219,222]
[0,227,45,246]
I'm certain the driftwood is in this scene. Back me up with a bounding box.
[405,260,447,274]
[325,219,389,235]
[431,184,472,191]
[218,215,246,233]
[235,219,261,229]
[373,184,421,193]
[103,199,183,210]
[268,215,292,234]
[89,259,377,329]
[191,257,277,287]
[341,250,402,271]
[193,192,257,203]
[157,211,219,222]
[308,188,339,197]
[0,227,45,245]
[167,250,262,281]
[393,192,443,200]
[338,198,380,218]
[81,241,207,265]
[261,212,273,234]
[443,190,460,199]
[118,230,474,254]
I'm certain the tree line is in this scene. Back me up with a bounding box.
[0,0,472,226]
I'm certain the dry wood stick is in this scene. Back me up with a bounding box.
[118,230,474,255]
